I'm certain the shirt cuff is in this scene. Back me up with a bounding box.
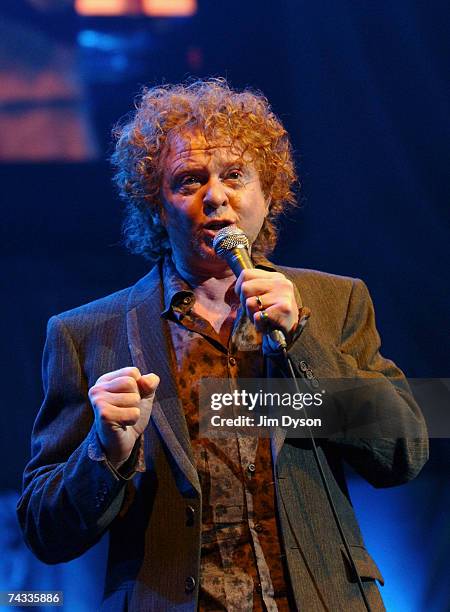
[87,428,146,480]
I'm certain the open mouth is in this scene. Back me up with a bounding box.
[203,220,235,231]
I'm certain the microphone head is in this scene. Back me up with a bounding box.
[213,225,250,257]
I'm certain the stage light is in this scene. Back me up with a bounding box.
[75,0,135,15]
[142,0,196,16]
[75,0,197,17]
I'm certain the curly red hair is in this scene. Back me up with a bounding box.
[111,78,298,261]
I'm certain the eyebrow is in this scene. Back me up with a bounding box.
[172,156,250,172]
[170,162,207,177]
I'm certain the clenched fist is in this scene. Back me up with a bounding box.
[89,367,159,466]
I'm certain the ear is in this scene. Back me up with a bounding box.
[151,204,166,228]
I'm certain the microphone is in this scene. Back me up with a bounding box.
[213,225,287,352]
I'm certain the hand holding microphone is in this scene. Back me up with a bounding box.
[213,225,300,351]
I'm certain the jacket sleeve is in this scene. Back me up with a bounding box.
[326,278,429,487]
[17,315,131,564]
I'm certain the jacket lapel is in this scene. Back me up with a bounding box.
[268,330,316,464]
[126,264,200,495]
[267,264,318,463]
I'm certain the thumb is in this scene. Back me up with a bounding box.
[138,373,160,399]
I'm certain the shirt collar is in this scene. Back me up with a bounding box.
[160,253,277,319]
[161,256,194,318]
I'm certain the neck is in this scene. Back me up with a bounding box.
[171,254,238,310]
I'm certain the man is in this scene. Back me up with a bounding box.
[18,79,428,611]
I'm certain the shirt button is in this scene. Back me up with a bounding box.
[254,523,263,533]
[247,463,256,473]
[228,356,237,366]
[185,576,196,593]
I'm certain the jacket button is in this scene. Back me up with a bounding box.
[299,360,309,372]
[228,356,237,366]
[254,523,263,533]
[186,505,195,526]
[247,463,256,473]
[185,576,196,593]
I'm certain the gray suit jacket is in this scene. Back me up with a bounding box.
[17,263,428,611]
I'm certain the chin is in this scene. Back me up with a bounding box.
[189,239,227,271]
[199,246,222,264]
[191,235,214,259]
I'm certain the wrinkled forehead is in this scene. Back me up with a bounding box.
[163,128,256,166]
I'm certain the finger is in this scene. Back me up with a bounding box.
[235,268,284,293]
[253,308,271,333]
[96,367,141,384]
[253,304,295,334]
[101,376,140,394]
[235,268,277,295]
[96,391,141,407]
[137,373,160,399]
[253,305,289,332]
[241,274,291,296]
[234,269,252,296]
[245,294,275,319]
[239,278,278,301]
[95,401,141,427]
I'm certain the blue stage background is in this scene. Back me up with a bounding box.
[1,1,449,610]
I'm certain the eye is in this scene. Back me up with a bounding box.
[180,175,199,186]
[225,169,243,180]
[174,174,202,191]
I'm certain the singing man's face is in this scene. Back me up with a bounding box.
[159,129,269,275]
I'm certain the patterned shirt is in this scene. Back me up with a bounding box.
[161,256,292,612]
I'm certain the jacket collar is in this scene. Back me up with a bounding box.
[126,263,201,495]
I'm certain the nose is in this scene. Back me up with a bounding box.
[202,177,228,210]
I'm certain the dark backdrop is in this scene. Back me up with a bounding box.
[1,1,449,610]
